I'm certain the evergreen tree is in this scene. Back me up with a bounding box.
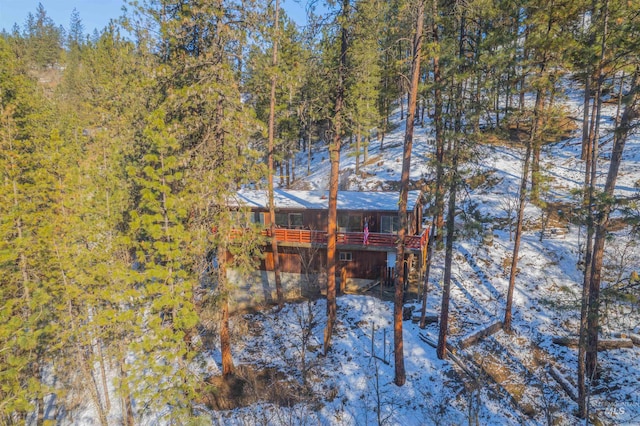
[346,0,384,173]
[394,0,424,386]
[0,35,66,423]
[23,3,63,68]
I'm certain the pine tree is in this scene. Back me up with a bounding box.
[346,0,384,174]
[324,0,351,356]
[22,4,62,68]
[124,1,264,414]
[0,34,68,423]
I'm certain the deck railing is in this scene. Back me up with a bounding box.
[230,227,428,250]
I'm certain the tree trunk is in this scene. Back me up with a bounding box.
[355,126,361,175]
[419,224,435,329]
[97,341,111,411]
[307,124,312,176]
[77,350,109,426]
[118,346,135,426]
[581,73,592,161]
[394,0,424,386]
[286,155,291,188]
[268,0,284,310]
[504,89,540,332]
[586,65,637,382]
[436,143,458,360]
[217,245,234,376]
[324,0,348,356]
[579,3,611,416]
[364,135,369,163]
[431,0,445,246]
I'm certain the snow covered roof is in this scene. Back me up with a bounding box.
[231,189,422,212]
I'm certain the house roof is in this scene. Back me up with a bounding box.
[231,189,422,212]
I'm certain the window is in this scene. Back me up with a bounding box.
[275,212,288,227]
[252,212,266,224]
[381,215,400,234]
[338,213,362,232]
[275,212,304,228]
[289,213,303,228]
[339,252,353,261]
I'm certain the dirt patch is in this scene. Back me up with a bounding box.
[201,365,309,411]
[541,201,634,232]
[481,111,577,149]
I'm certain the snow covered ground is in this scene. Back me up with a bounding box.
[211,90,639,424]
[65,89,639,424]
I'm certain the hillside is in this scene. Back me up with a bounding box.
[204,92,640,425]
[52,96,639,426]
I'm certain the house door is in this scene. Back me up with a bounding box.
[387,251,396,268]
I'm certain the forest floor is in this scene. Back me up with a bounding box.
[197,91,640,425]
[66,91,639,425]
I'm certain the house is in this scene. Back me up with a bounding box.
[228,189,428,296]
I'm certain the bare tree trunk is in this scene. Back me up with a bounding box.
[364,135,369,163]
[586,65,637,383]
[436,143,458,360]
[394,0,424,386]
[324,0,349,356]
[307,123,312,176]
[503,103,536,331]
[285,155,291,188]
[614,72,625,128]
[355,126,361,175]
[97,341,111,411]
[437,5,468,358]
[267,0,284,310]
[220,294,233,377]
[581,74,592,161]
[578,4,611,415]
[217,244,234,377]
[118,344,135,426]
[419,224,435,329]
[431,0,445,246]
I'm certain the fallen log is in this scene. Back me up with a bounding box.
[412,314,438,324]
[552,336,634,350]
[548,366,578,402]
[418,333,473,376]
[458,321,503,350]
[613,332,640,346]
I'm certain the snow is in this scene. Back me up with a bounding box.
[218,296,515,425]
[232,188,422,212]
[56,83,639,425]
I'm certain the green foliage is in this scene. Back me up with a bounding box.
[0,34,65,419]
[1,0,639,422]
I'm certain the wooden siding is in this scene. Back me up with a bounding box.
[262,246,387,280]
[338,250,387,279]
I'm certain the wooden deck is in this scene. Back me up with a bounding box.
[231,227,429,251]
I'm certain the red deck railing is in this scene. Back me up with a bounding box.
[230,227,429,251]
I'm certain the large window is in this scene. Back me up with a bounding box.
[275,212,288,227]
[338,213,362,232]
[275,212,304,228]
[380,215,400,234]
[289,213,303,228]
